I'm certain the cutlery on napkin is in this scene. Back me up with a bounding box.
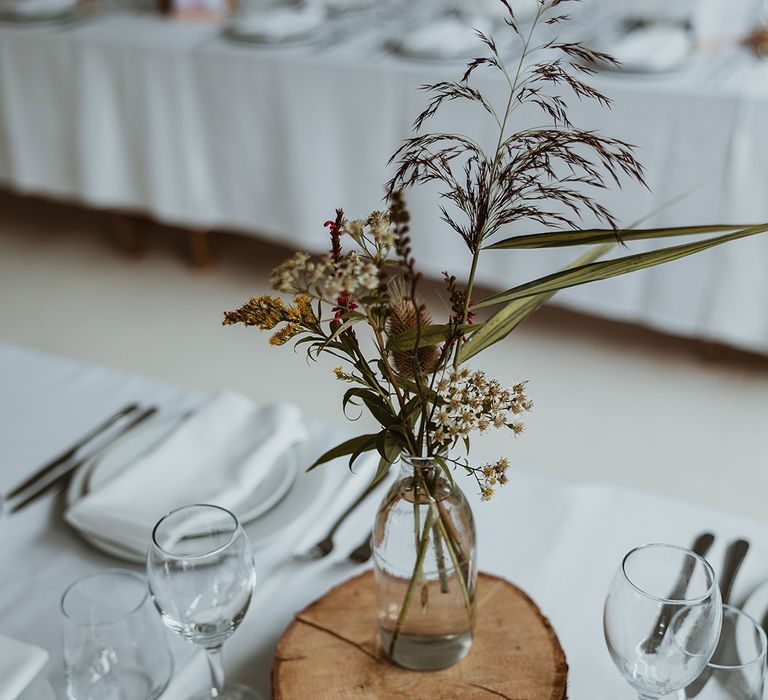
[0,635,51,700]
[65,391,308,558]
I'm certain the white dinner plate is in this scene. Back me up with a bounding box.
[387,17,495,62]
[223,5,326,46]
[65,415,326,563]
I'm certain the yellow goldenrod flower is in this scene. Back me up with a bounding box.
[269,324,300,346]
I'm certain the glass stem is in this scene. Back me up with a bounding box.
[206,645,226,696]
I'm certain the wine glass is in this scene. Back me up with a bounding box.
[604,543,722,700]
[147,504,259,700]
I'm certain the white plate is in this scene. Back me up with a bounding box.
[66,416,326,563]
[0,0,83,23]
[223,5,325,45]
[388,18,491,62]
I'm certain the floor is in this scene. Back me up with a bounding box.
[2,190,767,521]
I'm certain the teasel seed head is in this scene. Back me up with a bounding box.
[386,296,440,378]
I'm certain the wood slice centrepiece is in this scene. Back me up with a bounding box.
[272,571,567,699]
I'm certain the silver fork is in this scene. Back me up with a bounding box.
[295,481,381,560]
[347,529,373,564]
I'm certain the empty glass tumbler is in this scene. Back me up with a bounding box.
[690,604,767,700]
[61,569,173,700]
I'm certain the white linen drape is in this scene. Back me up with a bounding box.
[1,15,767,352]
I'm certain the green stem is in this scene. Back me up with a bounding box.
[412,478,421,573]
[433,510,475,630]
[452,10,542,369]
[388,507,436,657]
[452,250,481,368]
[418,466,450,595]
[432,521,450,594]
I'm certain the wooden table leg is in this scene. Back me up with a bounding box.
[188,229,214,268]
[111,213,143,257]
[701,341,730,365]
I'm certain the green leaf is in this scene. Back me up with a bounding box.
[349,433,379,470]
[402,396,425,422]
[475,224,768,310]
[370,456,394,488]
[395,376,439,402]
[307,433,379,471]
[375,429,405,464]
[457,243,614,363]
[363,394,397,427]
[484,223,754,249]
[433,454,455,488]
[342,388,396,427]
[317,318,362,352]
[386,323,476,352]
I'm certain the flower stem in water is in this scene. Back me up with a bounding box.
[388,506,436,657]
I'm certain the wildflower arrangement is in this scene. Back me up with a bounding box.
[224,198,538,498]
[225,0,767,663]
[226,0,766,494]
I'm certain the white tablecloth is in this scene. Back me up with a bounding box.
[2,339,768,698]
[1,8,768,354]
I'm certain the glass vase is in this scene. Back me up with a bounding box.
[372,453,477,670]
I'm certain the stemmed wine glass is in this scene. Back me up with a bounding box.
[147,504,260,700]
[604,543,722,700]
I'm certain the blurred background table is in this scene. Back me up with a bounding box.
[1,6,768,354]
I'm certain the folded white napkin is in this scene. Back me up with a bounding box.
[0,636,49,700]
[229,4,325,43]
[65,392,307,557]
[609,24,694,73]
[5,0,77,17]
[396,17,492,60]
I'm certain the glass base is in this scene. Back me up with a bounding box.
[379,628,472,671]
[192,684,263,700]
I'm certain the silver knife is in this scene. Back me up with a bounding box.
[642,532,715,654]
[7,406,158,513]
[6,403,139,499]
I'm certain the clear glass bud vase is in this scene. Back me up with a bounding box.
[372,454,477,670]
